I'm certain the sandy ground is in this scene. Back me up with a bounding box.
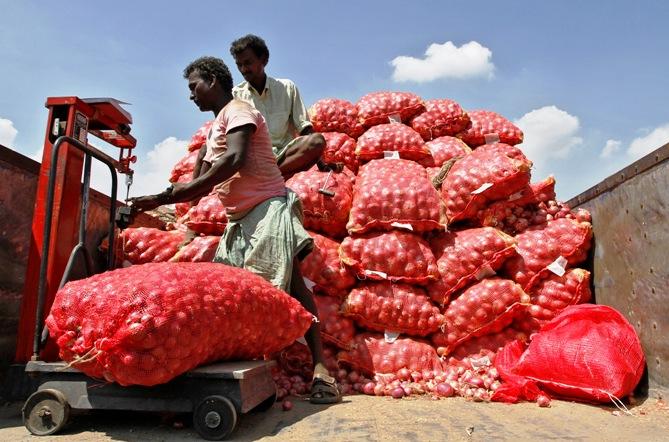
[2,394,669,441]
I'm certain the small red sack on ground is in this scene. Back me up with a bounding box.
[314,295,356,349]
[46,262,314,386]
[342,282,443,336]
[348,159,447,234]
[427,227,517,305]
[178,194,227,235]
[356,123,430,162]
[432,278,530,356]
[410,99,470,141]
[170,236,220,263]
[449,326,528,361]
[169,150,199,183]
[419,136,471,167]
[299,232,356,297]
[187,120,213,152]
[440,144,532,223]
[340,231,440,284]
[457,110,523,147]
[120,227,186,264]
[286,167,353,238]
[356,91,425,128]
[504,218,593,291]
[513,268,591,333]
[310,98,365,139]
[321,132,359,173]
[337,333,443,376]
[504,304,645,403]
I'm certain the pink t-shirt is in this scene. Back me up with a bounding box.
[204,99,286,214]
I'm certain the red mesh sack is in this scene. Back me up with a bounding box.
[286,167,353,238]
[340,231,439,284]
[490,339,544,403]
[457,110,523,147]
[356,124,430,162]
[45,262,314,386]
[170,236,220,263]
[440,145,532,223]
[273,341,340,379]
[509,304,645,403]
[513,268,591,333]
[356,91,425,128]
[348,159,447,234]
[120,227,186,264]
[504,218,593,291]
[449,326,529,361]
[337,333,443,375]
[419,136,471,167]
[474,141,529,162]
[427,228,517,305]
[169,150,199,183]
[299,232,356,297]
[342,282,443,336]
[178,194,228,235]
[187,120,213,152]
[321,132,359,173]
[432,278,530,356]
[309,98,365,139]
[410,99,470,141]
[314,295,356,349]
[175,202,192,219]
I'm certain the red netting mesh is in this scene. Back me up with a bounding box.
[187,120,213,152]
[337,333,443,376]
[178,194,228,235]
[432,278,530,356]
[340,231,439,284]
[170,236,220,262]
[299,231,356,297]
[309,98,365,139]
[440,145,532,223]
[45,262,314,386]
[120,227,186,264]
[342,282,443,336]
[457,110,523,147]
[427,227,516,305]
[286,167,353,238]
[314,295,356,349]
[449,326,529,362]
[347,159,447,234]
[356,92,425,128]
[356,123,431,162]
[409,99,470,141]
[418,136,471,168]
[169,150,199,183]
[508,305,645,403]
[503,218,592,291]
[321,132,359,173]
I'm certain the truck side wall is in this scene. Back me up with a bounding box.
[568,143,669,393]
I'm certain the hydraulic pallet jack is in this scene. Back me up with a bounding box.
[19,97,276,440]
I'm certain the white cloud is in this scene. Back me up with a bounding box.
[627,123,669,160]
[0,118,18,147]
[391,41,495,83]
[600,139,621,159]
[514,106,583,174]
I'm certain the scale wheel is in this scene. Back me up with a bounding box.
[253,392,277,412]
[22,389,71,436]
[193,395,238,440]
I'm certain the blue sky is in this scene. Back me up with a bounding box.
[1,0,668,200]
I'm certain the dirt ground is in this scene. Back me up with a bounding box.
[2,394,669,441]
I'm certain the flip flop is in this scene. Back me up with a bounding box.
[310,373,342,404]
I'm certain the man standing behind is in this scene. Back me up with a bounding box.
[230,34,325,179]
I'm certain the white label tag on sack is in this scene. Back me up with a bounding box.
[391,222,414,231]
[384,330,400,343]
[484,133,500,144]
[508,190,524,202]
[547,256,568,276]
[364,269,388,279]
[388,113,402,124]
[303,277,317,291]
[475,264,496,280]
[470,355,492,370]
[384,150,401,159]
[472,182,493,195]
[296,337,308,346]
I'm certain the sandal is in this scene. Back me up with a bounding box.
[310,373,342,404]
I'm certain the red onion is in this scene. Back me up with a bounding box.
[282,400,293,411]
[391,387,405,399]
[436,383,454,397]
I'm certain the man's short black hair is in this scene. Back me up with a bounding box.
[230,34,270,61]
[183,56,233,91]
